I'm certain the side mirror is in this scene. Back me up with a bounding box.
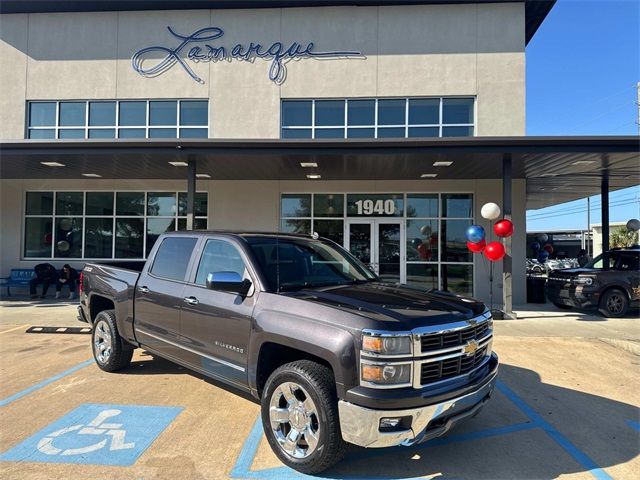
[206,271,251,295]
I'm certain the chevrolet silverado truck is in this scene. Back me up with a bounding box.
[78,231,498,474]
[546,246,640,318]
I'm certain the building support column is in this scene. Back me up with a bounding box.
[186,159,196,231]
[601,173,610,257]
[501,153,514,317]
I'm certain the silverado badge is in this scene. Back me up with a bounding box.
[463,339,479,356]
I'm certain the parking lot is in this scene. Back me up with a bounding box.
[0,302,638,480]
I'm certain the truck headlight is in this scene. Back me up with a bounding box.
[361,362,412,387]
[573,277,594,286]
[362,332,412,356]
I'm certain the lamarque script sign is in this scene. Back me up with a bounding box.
[131,26,361,85]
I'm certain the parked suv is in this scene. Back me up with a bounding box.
[546,247,640,317]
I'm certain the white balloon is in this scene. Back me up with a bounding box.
[480,202,501,220]
[57,240,70,252]
[537,233,549,243]
[626,219,640,232]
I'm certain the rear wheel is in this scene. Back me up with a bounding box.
[261,360,346,474]
[599,289,629,318]
[92,310,133,372]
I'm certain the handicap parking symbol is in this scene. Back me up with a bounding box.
[0,404,183,466]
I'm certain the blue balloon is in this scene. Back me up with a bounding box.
[412,238,423,248]
[531,241,541,252]
[537,251,549,263]
[465,225,485,244]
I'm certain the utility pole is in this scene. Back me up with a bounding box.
[586,197,591,256]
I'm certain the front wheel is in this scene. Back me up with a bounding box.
[599,289,629,318]
[92,310,133,372]
[261,360,346,474]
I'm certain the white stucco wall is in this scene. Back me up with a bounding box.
[0,3,525,139]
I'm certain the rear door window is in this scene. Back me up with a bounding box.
[150,237,198,281]
[617,253,640,271]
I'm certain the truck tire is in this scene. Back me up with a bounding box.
[598,289,629,318]
[261,360,346,474]
[91,310,133,372]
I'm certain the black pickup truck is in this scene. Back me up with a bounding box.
[78,231,498,474]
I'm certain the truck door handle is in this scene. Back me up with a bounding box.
[183,296,199,305]
[138,286,150,294]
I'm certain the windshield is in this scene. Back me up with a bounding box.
[244,236,377,292]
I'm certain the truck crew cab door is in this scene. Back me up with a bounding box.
[179,237,256,388]
[134,235,199,360]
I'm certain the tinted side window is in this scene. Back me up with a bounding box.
[617,253,639,271]
[150,237,198,281]
[195,239,248,285]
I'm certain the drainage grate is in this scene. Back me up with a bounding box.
[26,326,92,334]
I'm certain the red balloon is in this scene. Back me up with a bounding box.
[543,243,554,254]
[484,241,506,261]
[467,240,486,253]
[493,219,514,238]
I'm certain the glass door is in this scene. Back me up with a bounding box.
[346,219,404,283]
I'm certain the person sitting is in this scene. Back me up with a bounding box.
[29,263,58,299]
[577,249,591,268]
[56,264,79,299]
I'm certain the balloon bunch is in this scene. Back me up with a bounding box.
[530,233,553,263]
[465,202,514,262]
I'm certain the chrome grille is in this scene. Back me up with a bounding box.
[420,346,488,385]
[420,322,490,353]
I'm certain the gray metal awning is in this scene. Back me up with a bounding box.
[1,136,638,209]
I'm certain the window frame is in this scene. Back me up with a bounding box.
[280,97,475,139]
[26,99,209,140]
[23,190,208,261]
[279,192,475,296]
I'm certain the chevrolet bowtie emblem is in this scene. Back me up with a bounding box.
[463,340,479,356]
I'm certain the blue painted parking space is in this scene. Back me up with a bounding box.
[229,380,612,480]
[0,403,183,466]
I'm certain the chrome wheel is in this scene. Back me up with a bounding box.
[93,320,112,364]
[269,382,320,459]
[606,294,624,314]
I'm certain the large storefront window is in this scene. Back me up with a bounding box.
[23,191,208,260]
[27,100,209,139]
[281,97,474,139]
[279,193,474,296]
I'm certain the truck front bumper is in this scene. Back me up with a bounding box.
[338,354,498,448]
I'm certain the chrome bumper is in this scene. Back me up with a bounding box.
[338,365,498,448]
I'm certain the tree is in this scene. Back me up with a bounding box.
[610,227,639,248]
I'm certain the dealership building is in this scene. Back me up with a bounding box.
[1,0,638,309]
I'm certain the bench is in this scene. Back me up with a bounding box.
[0,269,36,296]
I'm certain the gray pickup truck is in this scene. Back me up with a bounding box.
[78,231,498,474]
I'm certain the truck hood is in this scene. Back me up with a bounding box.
[282,282,487,327]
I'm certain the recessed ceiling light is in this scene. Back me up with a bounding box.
[572,160,595,165]
[420,173,438,178]
[82,173,102,178]
[41,161,65,167]
[433,161,453,167]
[306,174,321,179]
[196,173,211,178]
[169,161,189,167]
[300,162,318,168]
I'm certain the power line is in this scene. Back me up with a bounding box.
[527,195,638,218]
[527,200,639,221]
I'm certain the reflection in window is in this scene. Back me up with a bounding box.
[281,194,311,218]
[27,100,208,139]
[442,264,473,296]
[314,219,344,245]
[280,219,311,235]
[281,97,474,139]
[195,240,247,285]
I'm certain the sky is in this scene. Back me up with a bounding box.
[525,0,640,232]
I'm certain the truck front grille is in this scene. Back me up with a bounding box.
[420,346,488,385]
[420,322,490,353]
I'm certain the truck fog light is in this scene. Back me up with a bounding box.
[380,417,401,428]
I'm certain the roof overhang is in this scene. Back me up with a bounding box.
[0,0,555,45]
[1,136,637,210]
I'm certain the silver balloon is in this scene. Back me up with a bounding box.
[420,225,432,236]
[626,219,640,232]
[58,218,73,231]
[56,240,70,252]
[537,233,549,243]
